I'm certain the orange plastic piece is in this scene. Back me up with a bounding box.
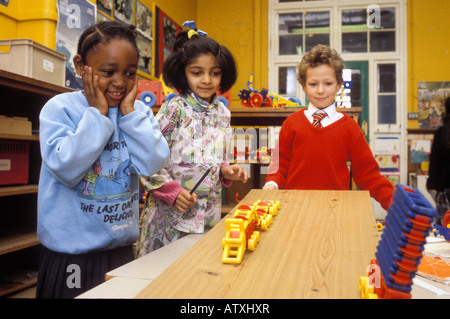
[443,210,450,228]
[417,255,450,280]
[360,259,412,299]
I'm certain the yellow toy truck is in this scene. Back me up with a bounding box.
[222,200,281,264]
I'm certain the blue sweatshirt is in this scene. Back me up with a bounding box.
[37,91,169,254]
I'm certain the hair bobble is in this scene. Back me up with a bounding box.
[182,20,207,39]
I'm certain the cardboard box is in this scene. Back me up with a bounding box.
[0,39,66,86]
[0,116,32,136]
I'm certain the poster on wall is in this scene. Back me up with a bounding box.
[374,136,400,186]
[97,0,112,16]
[56,0,96,90]
[137,36,152,75]
[154,5,181,77]
[96,12,111,23]
[418,81,450,129]
[136,0,152,40]
[410,139,431,164]
[113,0,135,25]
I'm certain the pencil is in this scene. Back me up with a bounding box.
[190,168,211,194]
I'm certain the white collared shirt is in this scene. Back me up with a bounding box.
[305,103,343,127]
[264,103,344,190]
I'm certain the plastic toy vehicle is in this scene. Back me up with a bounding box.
[238,74,302,108]
[222,200,281,264]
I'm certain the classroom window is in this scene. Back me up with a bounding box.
[278,11,330,56]
[377,63,397,124]
[341,8,396,53]
[278,66,297,96]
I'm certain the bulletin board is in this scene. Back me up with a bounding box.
[95,0,154,79]
[418,81,450,129]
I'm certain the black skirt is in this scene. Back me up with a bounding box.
[36,244,134,299]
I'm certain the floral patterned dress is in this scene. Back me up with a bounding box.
[136,93,232,256]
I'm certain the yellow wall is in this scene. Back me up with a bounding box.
[197,0,268,107]
[147,0,196,28]
[407,0,450,128]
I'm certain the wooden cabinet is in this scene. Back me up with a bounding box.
[0,69,72,296]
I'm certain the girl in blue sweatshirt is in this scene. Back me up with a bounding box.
[36,21,169,298]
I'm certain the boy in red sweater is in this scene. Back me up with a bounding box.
[263,44,393,210]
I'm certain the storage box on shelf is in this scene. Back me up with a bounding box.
[0,140,29,186]
[0,39,66,87]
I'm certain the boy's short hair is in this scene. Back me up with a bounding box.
[297,44,344,87]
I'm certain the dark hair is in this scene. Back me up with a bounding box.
[297,44,344,87]
[442,96,450,150]
[77,21,139,63]
[162,30,237,94]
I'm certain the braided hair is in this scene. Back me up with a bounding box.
[77,21,139,63]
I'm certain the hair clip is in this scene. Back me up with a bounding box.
[182,20,207,39]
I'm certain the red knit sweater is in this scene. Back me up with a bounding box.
[266,109,393,210]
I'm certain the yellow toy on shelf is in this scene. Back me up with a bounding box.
[238,74,303,108]
[222,200,281,264]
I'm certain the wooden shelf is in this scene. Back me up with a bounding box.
[0,185,38,197]
[0,133,39,141]
[228,106,306,118]
[0,231,39,256]
[0,279,37,297]
[229,106,362,117]
[0,69,73,97]
[229,106,362,126]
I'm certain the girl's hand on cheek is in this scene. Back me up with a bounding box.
[120,77,137,116]
[81,66,108,116]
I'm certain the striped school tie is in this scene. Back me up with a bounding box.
[312,110,327,128]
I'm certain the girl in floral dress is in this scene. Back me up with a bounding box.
[137,22,247,256]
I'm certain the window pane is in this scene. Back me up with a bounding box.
[342,32,367,53]
[278,66,297,95]
[279,13,302,34]
[342,9,367,31]
[378,95,396,124]
[279,34,303,55]
[305,11,329,31]
[381,8,395,29]
[279,13,303,55]
[305,33,329,52]
[370,31,395,52]
[378,64,396,93]
[347,69,361,102]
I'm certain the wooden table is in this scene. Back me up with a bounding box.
[135,189,379,299]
